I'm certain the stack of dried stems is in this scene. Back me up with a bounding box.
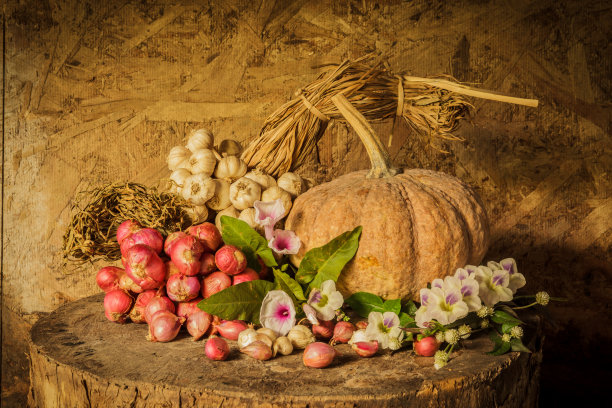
[241,56,538,176]
[62,182,193,263]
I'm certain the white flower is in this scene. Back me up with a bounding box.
[267,229,301,255]
[348,329,369,345]
[444,329,460,345]
[301,303,319,325]
[415,288,438,328]
[487,258,526,294]
[259,290,296,336]
[510,326,523,339]
[253,199,285,229]
[427,285,469,326]
[444,275,481,312]
[536,291,550,306]
[474,266,513,307]
[365,311,405,350]
[434,350,449,370]
[307,280,344,321]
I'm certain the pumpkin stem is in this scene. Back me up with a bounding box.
[331,94,398,179]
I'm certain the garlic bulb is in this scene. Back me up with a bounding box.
[214,156,247,182]
[185,205,209,223]
[238,208,258,229]
[186,129,214,152]
[188,149,216,176]
[229,177,261,210]
[167,146,191,171]
[261,186,292,216]
[215,206,239,231]
[255,333,273,348]
[287,325,315,349]
[218,139,242,157]
[272,336,293,357]
[276,172,305,197]
[257,327,278,342]
[181,173,216,206]
[169,168,191,193]
[244,169,277,190]
[237,328,258,349]
[207,179,232,211]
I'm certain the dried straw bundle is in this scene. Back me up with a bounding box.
[62,182,193,263]
[241,56,537,176]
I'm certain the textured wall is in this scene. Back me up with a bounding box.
[2,0,611,405]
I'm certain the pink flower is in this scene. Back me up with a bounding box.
[302,303,319,325]
[267,229,301,255]
[254,199,286,237]
[259,290,296,336]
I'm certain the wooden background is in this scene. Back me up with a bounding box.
[2,0,611,405]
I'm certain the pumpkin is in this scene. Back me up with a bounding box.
[286,95,490,301]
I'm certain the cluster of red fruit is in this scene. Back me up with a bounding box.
[96,220,266,343]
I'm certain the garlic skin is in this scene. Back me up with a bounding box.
[185,205,209,223]
[230,177,261,210]
[287,325,315,349]
[215,206,240,231]
[188,149,217,176]
[169,168,191,194]
[167,146,191,171]
[218,139,242,157]
[238,208,258,229]
[244,169,277,190]
[207,179,232,211]
[257,327,278,342]
[255,333,274,348]
[272,336,293,357]
[261,186,292,217]
[237,328,258,349]
[276,172,305,197]
[186,129,214,152]
[181,173,216,206]
[214,156,247,182]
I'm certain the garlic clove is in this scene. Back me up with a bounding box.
[214,156,247,182]
[229,177,261,210]
[255,333,274,348]
[215,206,240,231]
[169,168,191,191]
[244,169,277,190]
[186,129,214,152]
[261,186,292,217]
[182,173,216,206]
[276,172,305,197]
[256,327,278,342]
[272,336,293,357]
[287,325,315,349]
[218,139,243,157]
[238,208,258,229]
[207,179,232,211]
[237,328,258,349]
[167,146,191,171]
[188,149,217,176]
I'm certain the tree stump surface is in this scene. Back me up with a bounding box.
[28,294,542,408]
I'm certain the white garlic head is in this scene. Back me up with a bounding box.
[188,149,216,176]
[167,146,191,171]
[215,206,240,231]
[168,168,191,194]
[229,177,261,210]
[261,186,292,217]
[257,327,278,342]
[238,208,258,229]
[214,156,247,182]
[218,139,242,157]
[287,325,315,349]
[255,333,274,348]
[276,172,305,197]
[207,179,232,211]
[237,328,258,349]
[272,336,294,357]
[186,129,214,152]
[185,205,209,224]
[244,169,277,190]
[181,173,216,206]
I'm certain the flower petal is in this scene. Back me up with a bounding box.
[326,291,344,311]
[320,280,337,295]
[268,229,301,255]
[381,311,400,329]
[259,290,296,336]
[253,199,286,227]
[302,303,319,325]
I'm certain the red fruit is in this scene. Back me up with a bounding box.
[176,297,203,319]
[187,222,222,252]
[144,296,176,324]
[165,260,181,280]
[413,336,439,357]
[313,320,335,340]
[103,290,133,323]
[116,220,141,245]
[129,290,157,323]
[164,231,188,256]
[202,272,232,298]
[199,252,216,276]
[169,235,204,276]
[205,337,230,361]
[118,273,143,294]
[147,311,184,343]
[123,244,166,290]
[187,311,212,340]
[120,228,164,255]
[331,321,355,344]
[166,274,200,302]
[215,245,247,275]
[232,268,259,285]
[216,320,248,341]
[96,266,125,292]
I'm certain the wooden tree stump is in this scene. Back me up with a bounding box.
[28,294,543,407]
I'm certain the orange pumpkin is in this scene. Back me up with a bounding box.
[286,95,490,301]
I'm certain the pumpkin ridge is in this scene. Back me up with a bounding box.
[391,177,419,294]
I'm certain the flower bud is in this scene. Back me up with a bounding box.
[458,324,472,339]
[434,350,448,370]
[444,329,460,345]
[536,291,550,306]
[287,325,316,349]
[435,331,445,343]
[481,319,490,329]
[501,333,511,343]
[510,326,523,339]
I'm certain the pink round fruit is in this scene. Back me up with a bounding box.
[202,271,232,298]
[232,268,259,285]
[215,245,247,275]
[199,252,216,276]
[187,222,222,252]
[413,336,439,357]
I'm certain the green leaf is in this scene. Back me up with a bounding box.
[510,338,532,353]
[295,226,362,290]
[273,269,306,302]
[383,299,401,314]
[491,310,523,326]
[502,322,519,333]
[220,216,278,272]
[489,341,511,355]
[198,280,274,325]
[399,312,417,328]
[496,305,520,319]
[345,292,384,318]
[402,300,418,317]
